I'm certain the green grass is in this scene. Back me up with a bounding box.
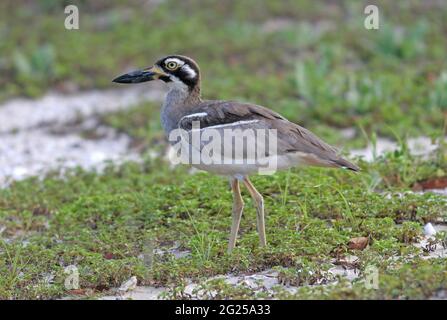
[1,0,447,142]
[0,142,446,299]
[178,258,447,299]
[1,0,447,300]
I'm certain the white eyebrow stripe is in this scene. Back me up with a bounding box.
[165,58,185,66]
[182,64,197,79]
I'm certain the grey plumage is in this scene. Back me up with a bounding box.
[113,54,359,252]
[178,100,359,172]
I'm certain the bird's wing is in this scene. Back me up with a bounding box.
[178,100,285,130]
[178,100,359,171]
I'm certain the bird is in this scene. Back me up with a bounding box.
[113,55,359,252]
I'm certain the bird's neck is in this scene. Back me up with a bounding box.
[161,82,202,135]
[165,81,202,106]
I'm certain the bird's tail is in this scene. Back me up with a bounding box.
[331,157,360,172]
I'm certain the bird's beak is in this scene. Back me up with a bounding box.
[112,65,168,84]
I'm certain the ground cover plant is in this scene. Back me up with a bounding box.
[1,0,447,299]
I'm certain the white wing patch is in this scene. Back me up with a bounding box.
[182,112,208,118]
[204,120,259,129]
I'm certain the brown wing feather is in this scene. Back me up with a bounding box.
[186,100,359,171]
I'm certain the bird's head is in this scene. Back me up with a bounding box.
[113,55,200,91]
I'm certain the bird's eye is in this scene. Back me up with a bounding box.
[166,61,178,70]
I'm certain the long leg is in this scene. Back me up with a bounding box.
[228,178,244,252]
[243,177,266,247]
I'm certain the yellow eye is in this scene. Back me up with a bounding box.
[166,61,178,70]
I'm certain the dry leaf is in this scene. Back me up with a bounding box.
[68,289,88,296]
[413,177,447,191]
[348,237,369,250]
[103,252,115,260]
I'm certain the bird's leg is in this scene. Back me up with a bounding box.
[243,177,267,247]
[228,178,244,253]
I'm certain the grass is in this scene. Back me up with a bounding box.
[182,258,447,300]
[0,142,446,299]
[1,0,447,299]
[1,0,447,143]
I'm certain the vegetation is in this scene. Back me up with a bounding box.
[0,0,446,299]
[0,144,446,299]
[1,0,446,141]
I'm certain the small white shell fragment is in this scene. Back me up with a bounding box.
[118,276,138,292]
[424,223,437,237]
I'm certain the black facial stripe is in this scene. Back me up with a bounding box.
[158,64,172,73]
[179,68,198,88]
[155,56,200,87]
[159,75,172,82]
